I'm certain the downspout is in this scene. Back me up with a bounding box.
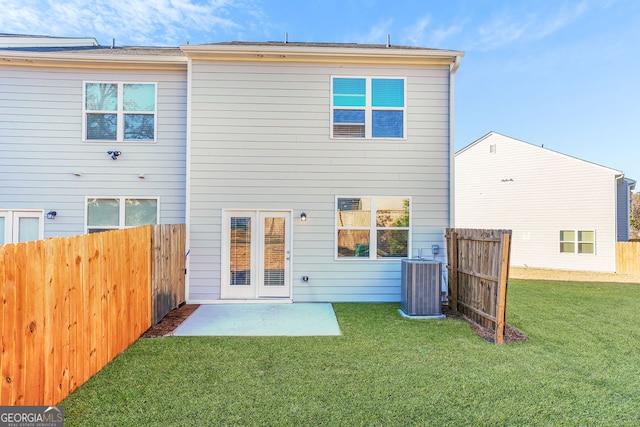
[184,55,193,302]
[449,55,462,228]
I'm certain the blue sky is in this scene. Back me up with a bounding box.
[2,0,639,182]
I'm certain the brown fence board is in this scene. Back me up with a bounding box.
[446,228,512,345]
[0,224,184,405]
[616,242,640,274]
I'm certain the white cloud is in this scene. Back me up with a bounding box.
[470,1,590,51]
[0,0,268,46]
[401,15,463,48]
[347,19,394,45]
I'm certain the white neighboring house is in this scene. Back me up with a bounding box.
[455,132,635,273]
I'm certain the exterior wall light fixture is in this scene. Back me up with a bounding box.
[46,211,57,219]
[300,212,307,222]
[107,150,121,160]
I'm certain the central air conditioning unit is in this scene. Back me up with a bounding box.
[400,259,443,317]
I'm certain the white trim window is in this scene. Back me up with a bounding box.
[331,77,406,139]
[336,197,411,259]
[559,230,595,254]
[86,197,159,233]
[0,210,44,244]
[83,82,157,142]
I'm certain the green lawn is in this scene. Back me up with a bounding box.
[62,280,640,426]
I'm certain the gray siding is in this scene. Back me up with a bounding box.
[456,132,620,272]
[616,179,631,241]
[188,61,451,302]
[0,65,187,237]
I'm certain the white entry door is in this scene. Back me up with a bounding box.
[221,210,291,299]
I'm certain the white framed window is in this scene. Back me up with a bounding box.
[0,210,44,244]
[83,82,157,142]
[559,230,595,254]
[331,77,406,139]
[86,197,159,233]
[336,197,411,259]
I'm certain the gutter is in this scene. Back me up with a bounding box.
[449,54,462,228]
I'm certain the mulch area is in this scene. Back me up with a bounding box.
[141,303,527,344]
[441,305,528,344]
[141,304,200,338]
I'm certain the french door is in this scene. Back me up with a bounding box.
[0,211,44,245]
[221,210,291,299]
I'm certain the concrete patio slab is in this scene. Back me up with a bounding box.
[172,303,342,336]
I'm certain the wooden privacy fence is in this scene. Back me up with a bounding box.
[445,228,512,344]
[152,224,186,324]
[0,224,185,406]
[616,242,640,275]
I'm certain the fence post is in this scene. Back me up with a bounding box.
[449,230,458,312]
[494,232,511,345]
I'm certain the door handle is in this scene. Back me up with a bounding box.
[286,251,291,260]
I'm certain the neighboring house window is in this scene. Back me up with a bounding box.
[86,198,158,233]
[84,82,156,142]
[559,230,595,254]
[336,197,410,259]
[0,210,44,244]
[331,77,405,139]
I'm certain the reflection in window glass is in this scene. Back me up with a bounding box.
[230,217,251,286]
[124,114,154,140]
[125,199,158,226]
[86,113,117,140]
[377,230,408,258]
[85,83,117,110]
[337,197,410,259]
[123,84,155,111]
[87,198,119,227]
[337,198,370,227]
[376,198,409,227]
[337,230,370,257]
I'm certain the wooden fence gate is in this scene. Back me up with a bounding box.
[445,228,512,344]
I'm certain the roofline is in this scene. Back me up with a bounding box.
[180,43,464,66]
[457,131,628,177]
[0,49,187,71]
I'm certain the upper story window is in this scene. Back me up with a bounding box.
[336,197,411,259]
[559,230,595,254]
[331,77,405,139]
[84,82,156,142]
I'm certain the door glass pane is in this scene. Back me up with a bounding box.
[264,217,285,286]
[0,217,5,244]
[87,198,119,226]
[18,217,39,242]
[125,199,158,226]
[230,217,251,286]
